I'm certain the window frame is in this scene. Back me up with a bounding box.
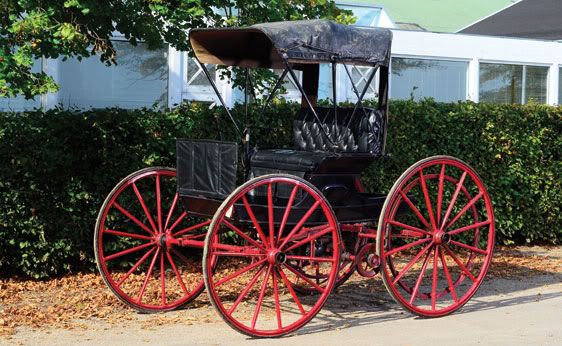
[389,54,471,102]
[478,60,550,104]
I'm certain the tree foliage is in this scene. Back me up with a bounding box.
[0,0,353,99]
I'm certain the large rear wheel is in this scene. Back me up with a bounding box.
[377,156,494,317]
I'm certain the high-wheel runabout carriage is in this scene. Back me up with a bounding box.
[94,20,495,337]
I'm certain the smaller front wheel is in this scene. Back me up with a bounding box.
[203,174,340,337]
[94,167,208,312]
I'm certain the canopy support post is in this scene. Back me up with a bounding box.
[283,58,337,149]
[197,60,242,136]
[332,61,338,138]
[260,68,288,115]
[378,65,390,155]
[338,64,378,143]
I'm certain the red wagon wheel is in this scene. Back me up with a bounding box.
[203,174,340,337]
[94,167,208,312]
[377,156,494,317]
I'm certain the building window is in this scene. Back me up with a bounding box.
[479,63,548,104]
[273,69,302,100]
[391,58,468,102]
[0,61,42,111]
[58,41,168,109]
[187,57,215,87]
[0,94,41,112]
[184,57,218,101]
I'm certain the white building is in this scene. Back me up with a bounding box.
[2,2,562,111]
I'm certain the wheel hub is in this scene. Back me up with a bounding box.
[268,250,286,265]
[434,230,450,245]
[157,234,167,247]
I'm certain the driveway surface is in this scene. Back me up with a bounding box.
[4,248,561,346]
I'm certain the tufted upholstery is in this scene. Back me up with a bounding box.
[293,107,383,155]
[250,106,383,174]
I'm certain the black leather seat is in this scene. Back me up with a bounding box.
[250,107,383,174]
[251,149,375,174]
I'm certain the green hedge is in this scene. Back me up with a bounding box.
[0,100,560,278]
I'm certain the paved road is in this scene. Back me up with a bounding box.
[6,270,561,346]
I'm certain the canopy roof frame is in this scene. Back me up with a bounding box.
[189,19,392,69]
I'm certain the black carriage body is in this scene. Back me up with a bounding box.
[177,106,387,225]
[178,20,393,226]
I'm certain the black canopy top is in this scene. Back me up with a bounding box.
[189,19,392,69]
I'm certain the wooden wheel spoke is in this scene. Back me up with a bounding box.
[241,195,269,246]
[409,247,433,304]
[385,237,431,257]
[251,265,272,329]
[172,219,211,238]
[131,182,158,234]
[272,270,283,330]
[160,251,166,305]
[399,190,430,229]
[278,267,306,316]
[156,174,163,233]
[277,185,299,245]
[283,263,325,293]
[116,247,156,287]
[137,248,160,303]
[222,220,266,251]
[103,229,152,241]
[267,183,275,248]
[443,245,477,282]
[431,245,439,311]
[283,226,333,253]
[112,202,155,236]
[165,250,188,294]
[392,241,434,285]
[441,171,467,229]
[449,240,488,255]
[445,191,484,230]
[279,200,321,250]
[439,247,458,302]
[164,192,179,231]
[228,265,266,315]
[448,220,491,236]
[215,258,267,287]
[437,164,446,225]
[419,169,437,230]
[167,211,187,234]
[104,241,155,261]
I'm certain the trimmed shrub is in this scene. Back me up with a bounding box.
[0,100,560,278]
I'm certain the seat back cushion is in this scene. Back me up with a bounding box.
[292,107,383,155]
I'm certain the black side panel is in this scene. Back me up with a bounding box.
[176,139,238,199]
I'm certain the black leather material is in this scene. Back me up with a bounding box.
[250,149,375,174]
[177,139,238,199]
[250,106,382,175]
[293,107,383,155]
